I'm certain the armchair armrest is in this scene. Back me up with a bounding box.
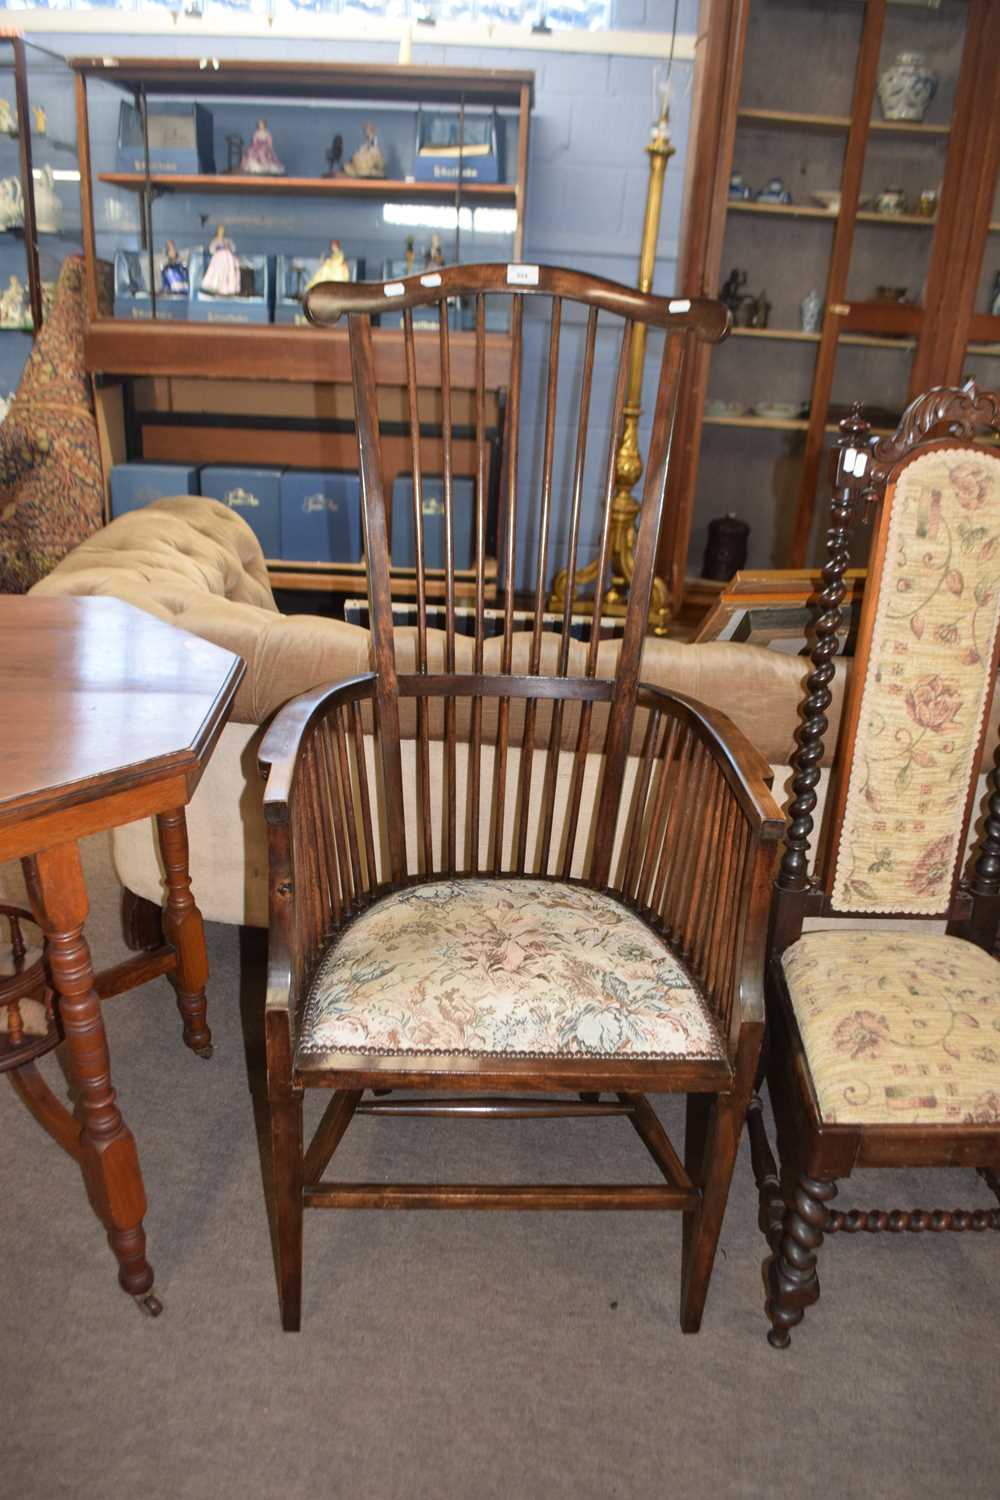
[615,684,786,1051]
[259,673,379,1045]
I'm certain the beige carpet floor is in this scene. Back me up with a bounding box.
[2,835,999,1500]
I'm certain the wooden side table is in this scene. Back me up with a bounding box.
[0,596,244,1312]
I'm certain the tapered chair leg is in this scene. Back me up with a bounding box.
[679,1091,744,1333]
[270,1093,304,1332]
[766,1172,837,1349]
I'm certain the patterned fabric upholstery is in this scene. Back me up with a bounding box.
[781,930,1000,1125]
[831,447,1000,915]
[296,879,725,1063]
[0,257,107,593]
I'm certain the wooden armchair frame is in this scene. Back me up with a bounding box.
[748,382,1000,1348]
[260,263,784,1331]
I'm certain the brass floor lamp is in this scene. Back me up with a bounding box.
[548,97,676,634]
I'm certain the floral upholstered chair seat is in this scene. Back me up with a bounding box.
[296,879,726,1063]
[781,930,1000,1126]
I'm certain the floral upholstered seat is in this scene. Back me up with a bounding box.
[296,879,726,1063]
[781,930,1000,1126]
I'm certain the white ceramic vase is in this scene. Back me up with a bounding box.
[877,51,938,122]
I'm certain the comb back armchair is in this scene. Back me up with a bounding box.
[748,382,1000,1348]
[259,263,784,1331]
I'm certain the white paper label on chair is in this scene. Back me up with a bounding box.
[384,282,405,298]
[506,264,540,286]
[668,298,691,313]
[420,273,442,288]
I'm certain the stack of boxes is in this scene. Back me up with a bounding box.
[109,462,473,569]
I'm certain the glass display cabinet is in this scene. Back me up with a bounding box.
[664,0,1000,611]
[71,58,532,594]
[0,34,82,412]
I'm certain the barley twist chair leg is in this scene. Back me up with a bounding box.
[766,1172,837,1349]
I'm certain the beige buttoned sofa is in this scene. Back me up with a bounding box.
[28,496,855,927]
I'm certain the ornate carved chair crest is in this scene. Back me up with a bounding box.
[749,381,1000,1348]
[258,263,784,1331]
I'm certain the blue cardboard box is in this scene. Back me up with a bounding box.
[190,250,272,325]
[200,466,282,557]
[110,463,200,519]
[391,474,476,571]
[414,107,500,184]
[280,470,362,564]
[112,247,193,322]
[273,253,362,326]
[117,101,215,175]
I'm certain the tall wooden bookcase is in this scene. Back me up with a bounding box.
[661,0,1000,609]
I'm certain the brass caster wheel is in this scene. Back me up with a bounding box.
[134,1291,164,1317]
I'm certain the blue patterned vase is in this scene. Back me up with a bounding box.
[877,52,938,122]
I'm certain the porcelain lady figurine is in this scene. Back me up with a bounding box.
[305,238,350,292]
[425,232,444,269]
[0,274,29,328]
[161,239,189,295]
[239,118,286,176]
[200,225,241,296]
[34,165,62,234]
[31,104,46,136]
[343,122,385,179]
[877,51,937,122]
[0,175,23,230]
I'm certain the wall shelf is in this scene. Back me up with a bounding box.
[97,172,518,203]
[727,199,836,221]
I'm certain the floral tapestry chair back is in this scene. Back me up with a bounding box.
[751,383,1000,1351]
[816,395,1000,920]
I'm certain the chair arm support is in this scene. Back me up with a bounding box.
[618,684,786,1047]
[259,674,379,1031]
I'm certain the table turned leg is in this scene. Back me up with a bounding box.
[25,843,159,1312]
[155,807,212,1059]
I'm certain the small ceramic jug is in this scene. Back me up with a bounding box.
[877,51,938,122]
[875,186,907,216]
[0,175,23,230]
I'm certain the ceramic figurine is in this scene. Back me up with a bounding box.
[425,232,444,269]
[0,274,29,328]
[728,170,751,201]
[305,238,350,292]
[200,225,241,296]
[343,122,385,180]
[0,99,14,136]
[31,105,46,136]
[991,270,1000,318]
[877,51,937,123]
[0,175,23,230]
[719,267,748,316]
[324,134,344,178]
[755,176,792,205]
[404,235,415,275]
[161,239,189,295]
[749,289,771,329]
[916,188,938,218]
[874,186,907,216]
[34,165,62,234]
[239,118,286,176]
[800,288,823,333]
